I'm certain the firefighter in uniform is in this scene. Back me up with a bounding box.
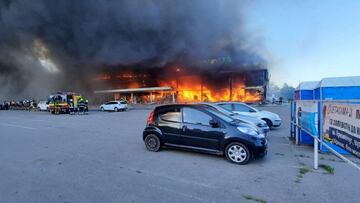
[78,98,86,115]
[69,99,75,115]
[54,100,60,114]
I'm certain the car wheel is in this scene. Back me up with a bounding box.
[144,134,161,152]
[225,142,250,165]
[262,119,273,128]
[114,107,118,112]
[100,107,104,111]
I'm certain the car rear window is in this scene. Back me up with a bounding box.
[158,107,181,123]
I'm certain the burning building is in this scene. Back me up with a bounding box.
[93,58,268,104]
[0,1,270,101]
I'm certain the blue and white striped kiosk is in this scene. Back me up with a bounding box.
[292,76,360,154]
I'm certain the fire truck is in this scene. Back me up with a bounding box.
[48,92,87,114]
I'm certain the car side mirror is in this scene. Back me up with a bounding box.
[209,119,219,128]
[249,109,256,113]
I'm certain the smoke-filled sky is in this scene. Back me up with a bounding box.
[2,0,360,99]
[0,0,265,100]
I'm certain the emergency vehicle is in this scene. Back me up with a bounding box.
[48,92,87,114]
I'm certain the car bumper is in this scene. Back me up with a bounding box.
[252,139,268,157]
[272,119,282,127]
[261,126,270,133]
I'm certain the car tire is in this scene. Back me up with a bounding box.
[262,119,273,128]
[144,134,161,152]
[100,107,104,111]
[114,107,118,112]
[225,142,251,165]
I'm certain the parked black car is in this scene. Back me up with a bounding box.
[143,104,267,164]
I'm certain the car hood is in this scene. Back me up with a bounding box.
[235,122,265,136]
[232,114,266,125]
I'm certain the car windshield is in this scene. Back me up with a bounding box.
[204,108,235,123]
[202,104,232,115]
[233,103,258,112]
[215,105,235,115]
[246,104,258,112]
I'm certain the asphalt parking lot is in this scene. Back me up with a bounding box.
[0,105,359,203]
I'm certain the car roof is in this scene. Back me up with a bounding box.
[154,103,236,121]
[216,101,246,104]
[154,103,201,111]
[198,102,216,105]
[197,102,222,108]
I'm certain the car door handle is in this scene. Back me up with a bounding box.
[182,125,187,132]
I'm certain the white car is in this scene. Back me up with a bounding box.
[217,102,281,128]
[37,101,49,111]
[100,101,127,112]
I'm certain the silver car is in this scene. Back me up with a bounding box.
[216,102,282,128]
[198,103,270,134]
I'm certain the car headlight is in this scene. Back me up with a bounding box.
[237,126,260,136]
[237,126,265,139]
[257,133,266,138]
[257,122,266,127]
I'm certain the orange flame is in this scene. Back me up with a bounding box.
[159,75,262,103]
[95,70,263,103]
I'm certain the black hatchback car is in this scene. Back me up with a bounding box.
[143,104,267,164]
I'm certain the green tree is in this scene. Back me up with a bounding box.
[279,83,295,101]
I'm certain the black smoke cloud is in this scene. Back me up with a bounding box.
[0,0,263,100]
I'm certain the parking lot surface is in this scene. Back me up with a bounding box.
[0,105,359,203]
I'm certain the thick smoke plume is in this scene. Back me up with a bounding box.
[0,0,263,100]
